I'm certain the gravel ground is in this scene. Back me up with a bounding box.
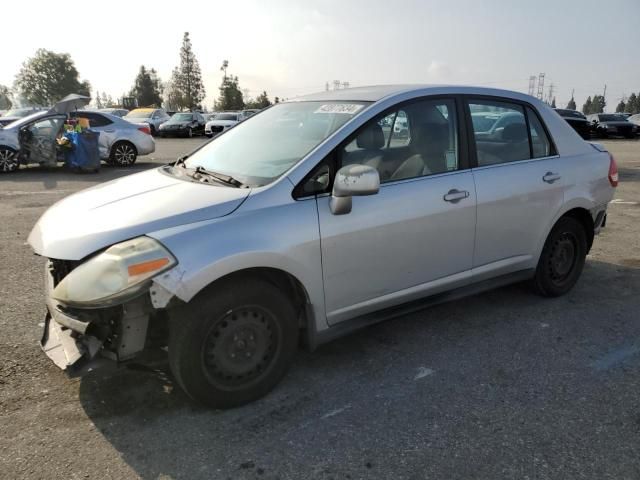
[0,137,639,480]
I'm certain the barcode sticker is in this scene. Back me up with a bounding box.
[314,104,364,114]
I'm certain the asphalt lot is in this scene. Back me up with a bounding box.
[1,137,639,479]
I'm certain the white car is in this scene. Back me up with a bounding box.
[204,112,244,137]
[123,108,170,136]
[0,110,155,172]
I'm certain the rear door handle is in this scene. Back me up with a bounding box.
[443,189,470,203]
[543,172,561,183]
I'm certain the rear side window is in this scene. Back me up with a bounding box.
[468,99,554,166]
[526,107,553,158]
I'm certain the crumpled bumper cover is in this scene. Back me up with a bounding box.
[40,310,109,377]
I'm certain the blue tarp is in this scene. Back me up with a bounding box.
[63,130,100,172]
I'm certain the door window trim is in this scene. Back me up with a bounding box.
[293,94,470,199]
[462,94,558,168]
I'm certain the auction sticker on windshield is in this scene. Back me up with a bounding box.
[314,104,364,114]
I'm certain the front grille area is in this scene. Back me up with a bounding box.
[210,125,224,133]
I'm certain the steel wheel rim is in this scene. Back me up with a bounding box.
[548,232,578,284]
[114,144,135,165]
[0,149,17,172]
[201,306,281,390]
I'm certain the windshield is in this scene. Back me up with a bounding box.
[599,114,626,122]
[171,113,192,122]
[125,110,153,119]
[3,111,48,129]
[216,113,239,121]
[3,109,36,118]
[183,101,370,186]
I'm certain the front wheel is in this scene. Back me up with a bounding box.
[168,277,299,409]
[109,141,137,166]
[0,147,19,173]
[532,217,587,297]
[186,127,193,138]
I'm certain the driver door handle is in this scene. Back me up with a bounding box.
[443,189,469,203]
[543,172,561,183]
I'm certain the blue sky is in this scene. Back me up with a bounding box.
[2,0,639,110]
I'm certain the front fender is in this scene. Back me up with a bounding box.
[147,195,328,333]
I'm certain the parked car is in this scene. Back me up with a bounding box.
[159,112,206,138]
[618,113,633,119]
[554,108,591,139]
[204,111,243,137]
[241,109,261,118]
[627,113,640,135]
[99,108,129,118]
[123,108,170,136]
[203,113,218,122]
[587,113,637,138]
[0,107,44,127]
[69,110,155,166]
[29,85,616,408]
[0,110,155,172]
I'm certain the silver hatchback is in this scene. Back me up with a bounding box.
[29,85,617,408]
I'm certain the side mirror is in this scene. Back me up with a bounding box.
[329,164,380,215]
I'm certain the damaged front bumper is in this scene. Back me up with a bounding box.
[40,260,156,377]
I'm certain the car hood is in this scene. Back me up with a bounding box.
[28,167,251,260]
[600,121,633,127]
[207,120,237,127]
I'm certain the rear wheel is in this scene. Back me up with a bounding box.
[169,277,298,409]
[109,141,137,166]
[532,217,587,297]
[186,127,193,138]
[0,147,19,173]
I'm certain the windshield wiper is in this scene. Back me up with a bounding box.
[192,166,243,187]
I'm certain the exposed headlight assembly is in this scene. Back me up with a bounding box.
[52,236,176,307]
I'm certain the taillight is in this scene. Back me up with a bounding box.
[138,126,151,135]
[608,153,619,187]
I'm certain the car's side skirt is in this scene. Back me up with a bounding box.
[308,268,535,350]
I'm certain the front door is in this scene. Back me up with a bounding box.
[22,116,65,165]
[316,97,477,324]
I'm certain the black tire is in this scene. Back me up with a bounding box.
[0,146,19,173]
[168,277,298,409]
[186,127,193,138]
[150,125,157,137]
[532,217,587,297]
[109,141,137,166]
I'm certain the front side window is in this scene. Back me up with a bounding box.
[340,98,458,183]
[182,101,370,186]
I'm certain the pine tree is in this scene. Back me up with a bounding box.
[216,75,244,110]
[130,65,163,107]
[592,95,606,113]
[169,32,205,110]
[95,90,103,108]
[615,99,626,113]
[583,96,592,114]
[566,96,576,110]
[550,97,556,108]
[627,93,638,114]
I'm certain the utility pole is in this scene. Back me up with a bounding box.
[325,82,329,92]
[547,83,554,105]
[603,84,607,112]
[536,73,545,100]
[528,76,537,96]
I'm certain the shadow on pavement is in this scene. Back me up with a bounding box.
[78,259,640,479]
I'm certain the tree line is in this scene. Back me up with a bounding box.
[0,32,274,112]
[615,93,640,114]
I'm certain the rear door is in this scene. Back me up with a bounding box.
[465,97,564,280]
[72,112,113,158]
[315,97,477,324]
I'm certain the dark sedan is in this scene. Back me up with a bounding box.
[587,113,637,139]
[554,109,591,139]
[158,112,206,138]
